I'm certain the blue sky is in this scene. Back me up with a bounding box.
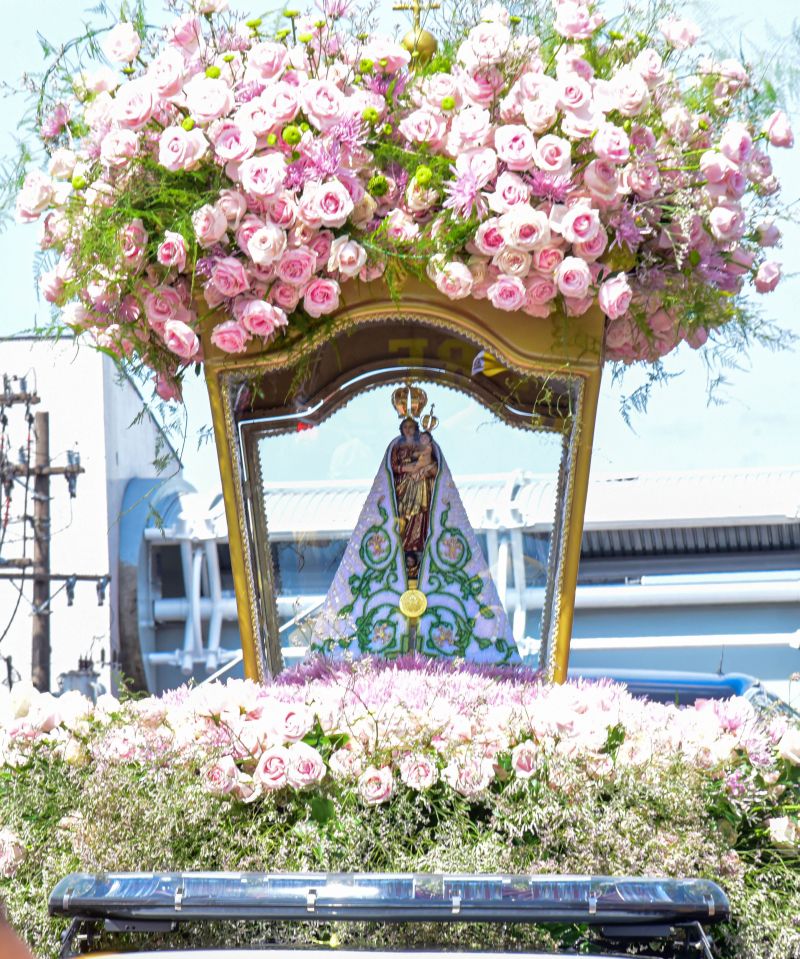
[0,0,798,492]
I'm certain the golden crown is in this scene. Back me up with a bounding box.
[392,385,427,420]
[391,386,439,431]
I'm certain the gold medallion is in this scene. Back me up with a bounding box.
[399,589,428,620]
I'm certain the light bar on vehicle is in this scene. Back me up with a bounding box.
[49,872,729,926]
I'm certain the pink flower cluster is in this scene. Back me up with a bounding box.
[16,0,792,394]
[1,660,794,813]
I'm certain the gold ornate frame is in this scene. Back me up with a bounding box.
[202,279,604,684]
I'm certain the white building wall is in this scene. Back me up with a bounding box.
[0,337,175,692]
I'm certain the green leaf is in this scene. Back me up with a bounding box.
[309,794,335,823]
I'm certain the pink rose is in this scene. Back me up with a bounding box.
[147,48,185,98]
[303,278,341,318]
[756,220,781,247]
[248,223,288,266]
[103,22,141,63]
[554,1,597,39]
[159,126,209,172]
[558,75,592,113]
[184,76,235,125]
[328,744,365,779]
[301,79,345,132]
[533,135,572,175]
[488,172,531,214]
[236,299,288,337]
[455,147,498,187]
[626,161,661,200]
[384,209,419,243]
[266,192,297,228]
[255,745,290,790]
[239,153,287,199]
[498,206,551,251]
[360,37,411,73]
[121,219,148,269]
[573,227,608,262]
[210,319,250,353]
[192,203,228,248]
[260,83,300,126]
[494,124,536,171]
[398,109,447,148]
[488,274,526,311]
[247,41,289,80]
[213,122,257,163]
[533,246,565,273]
[269,280,301,312]
[143,285,189,332]
[277,247,317,287]
[522,95,559,135]
[633,48,664,87]
[163,319,200,360]
[100,128,139,167]
[168,15,202,53]
[272,704,313,743]
[0,830,26,878]
[557,202,601,244]
[493,248,531,278]
[719,122,753,165]
[555,256,592,298]
[442,754,494,797]
[236,214,266,257]
[593,124,630,165]
[308,230,334,268]
[311,180,354,229]
[754,260,781,293]
[154,371,182,403]
[613,69,649,117]
[287,742,326,788]
[432,260,474,300]
[399,753,438,790]
[473,217,506,256]
[763,110,794,148]
[210,256,250,298]
[39,268,64,303]
[112,78,154,130]
[708,201,745,242]
[328,236,367,278]
[459,20,511,67]
[203,755,238,796]
[358,765,394,804]
[217,189,248,229]
[511,740,537,779]
[659,17,700,49]
[598,273,633,319]
[525,275,557,305]
[446,105,492,154]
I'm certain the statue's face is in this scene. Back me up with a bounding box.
[419,434,431,448]
[401,420,416,440]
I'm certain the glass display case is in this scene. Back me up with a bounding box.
[202,279,604,682]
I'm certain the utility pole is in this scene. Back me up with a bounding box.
[0,374,105,693]
[31,411,50,693]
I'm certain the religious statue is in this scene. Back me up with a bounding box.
[308,388,520,665]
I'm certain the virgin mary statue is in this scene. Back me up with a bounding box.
[309,389,520,665]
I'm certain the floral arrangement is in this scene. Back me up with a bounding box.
[2,658,800,956]
[13,0,793,400]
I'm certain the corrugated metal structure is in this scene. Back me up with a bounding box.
[123,468,800,702]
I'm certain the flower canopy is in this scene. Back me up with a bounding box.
[15,0,793,400]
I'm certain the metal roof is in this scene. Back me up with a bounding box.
[160,469,800,558]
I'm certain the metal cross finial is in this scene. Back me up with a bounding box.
[393,0,440,37]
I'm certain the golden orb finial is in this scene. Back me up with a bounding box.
[394,0,439,67]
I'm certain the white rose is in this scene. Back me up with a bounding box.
[48,149,77,179]
[777,727,800,765]
[247,223,287,266]
[328,236,367,278]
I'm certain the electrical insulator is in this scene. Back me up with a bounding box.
[65,575,77,607]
